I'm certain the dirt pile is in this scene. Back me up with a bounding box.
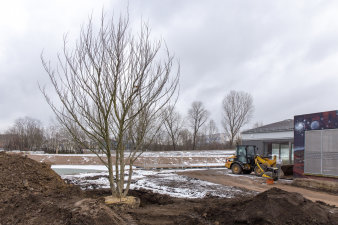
[237,187,335,224]
[195,187,338,225]
[0,152,128,225]
[127,188,338,225]
[0,153,67,195]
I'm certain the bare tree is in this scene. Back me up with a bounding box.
[45,120,84,153]
[178,128,192,150]
[187,101,208,150]
[6,117,44,151]
[222,90,254,147]
[148,127,168,151]
[162,106,183,150]
[40,13,179,198]
[206,119,219,145]
[252,121,263,128]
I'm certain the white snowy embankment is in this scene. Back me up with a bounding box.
[32,150,235,157]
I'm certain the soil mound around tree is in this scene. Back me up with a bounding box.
[0,152,128,225]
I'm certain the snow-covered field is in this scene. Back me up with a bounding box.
[32,150,235,157]
[26,150,235,168]
[53,165,252,199]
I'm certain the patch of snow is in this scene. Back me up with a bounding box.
[31,150,235,158]
[60,167,252,199]
[52,165,108,170]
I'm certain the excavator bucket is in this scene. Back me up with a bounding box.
[254,155,279,181]
[262,167,279,181]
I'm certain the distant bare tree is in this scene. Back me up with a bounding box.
[222,90,254,147]
[149,127,168,151]
[41,12,179,198]
[44,122,61,152]
[188,101,209,150]
[45,120,84,153]
[207,119,219,144]
[6,117,44,150]
[252,121,263,128]
[178,128,192,149]
[162,106,183,150]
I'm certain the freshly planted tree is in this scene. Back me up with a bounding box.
[222,90,254,147]
[41,13,179,197]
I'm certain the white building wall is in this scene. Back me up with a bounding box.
[242,131,294,141]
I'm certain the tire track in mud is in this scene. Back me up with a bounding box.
[179,169,338,207]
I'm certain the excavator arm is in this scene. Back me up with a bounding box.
[254,155,279,181]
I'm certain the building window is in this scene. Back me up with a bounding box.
[269,142,293,164]
[272,144,279,160]
[281,144,290,164]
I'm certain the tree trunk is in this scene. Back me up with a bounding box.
[192,129,197,150]
[107,152,116,196]
[123,163,133,197]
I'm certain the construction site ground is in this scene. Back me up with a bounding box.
[1,151,338,224]
[178,169,338,207]
[26,151,338,206]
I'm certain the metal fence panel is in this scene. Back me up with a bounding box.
[304,130,322,175]
[305,129,338,177]
[322,130,338,176]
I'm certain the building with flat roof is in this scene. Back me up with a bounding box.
[241,119,294,165]
[242,110,338,180]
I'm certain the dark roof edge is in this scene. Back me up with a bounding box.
[294,110,337,117]
[242,119,294,134]
[242,128,293,134]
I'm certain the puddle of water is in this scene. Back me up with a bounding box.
[52,168,104,175]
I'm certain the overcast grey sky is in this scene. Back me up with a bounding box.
[1,0,338,132]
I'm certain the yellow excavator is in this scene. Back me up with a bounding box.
[225,145,279,181]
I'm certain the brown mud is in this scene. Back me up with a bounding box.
[179,169,338,207]
[0,152,127,225]
[1,152,338,225]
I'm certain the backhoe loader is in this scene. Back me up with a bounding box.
[225,145,279,180]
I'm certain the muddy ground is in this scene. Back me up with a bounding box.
[1,152,338,225]
[179,169,338,207]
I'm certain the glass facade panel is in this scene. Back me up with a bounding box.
[281,144,289,164]
[291,144,294,163]
[269,143,293,164]
[272,144,279,160]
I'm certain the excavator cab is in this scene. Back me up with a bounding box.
[229,145,258,174]
[237,145,256,165]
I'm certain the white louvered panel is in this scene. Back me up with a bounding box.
[305,129,338,177]
[305,130,322,175]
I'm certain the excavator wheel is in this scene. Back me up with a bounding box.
[254,165,264,177]
[231,163,243,174]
